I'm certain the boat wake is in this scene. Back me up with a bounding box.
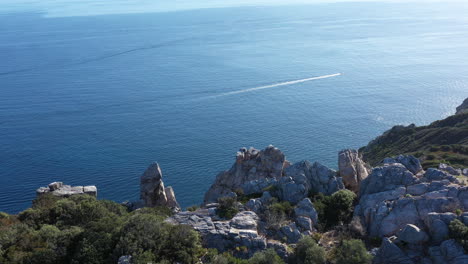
[203,73,341,99]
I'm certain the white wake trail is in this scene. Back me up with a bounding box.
[204,73,341,99]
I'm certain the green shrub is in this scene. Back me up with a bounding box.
[312,190,356,229]
[329,239,372,264]
[449,219,468,253]
[248,249,284,264]
[187,205,200,212]
[293,236,326,264]
[217,197,239,219]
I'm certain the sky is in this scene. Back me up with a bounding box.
[1,0,465,17]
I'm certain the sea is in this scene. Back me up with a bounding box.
[1,0,467,213]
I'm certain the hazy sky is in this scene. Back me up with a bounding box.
[1,0,465,17]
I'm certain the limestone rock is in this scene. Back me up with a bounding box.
[338,149,369,192]
[294,198,318,225]
[285,160,344,195]
[396,224,429,244]
[279,223,302,243]
[424,168,458,183]
[373,238,414,264]
[140,162,180,210]
[167,209,288,259]
[440,239,465,262]
[204,145,289,204]
[36,182,97,198]
[439,163,462,176]
[383,155,423,175]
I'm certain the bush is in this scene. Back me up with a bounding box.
[329,239,372,264]
[248,249,284,264]
[312,190,356,229]
[449,219,468,252]
[217,197,239,219]
[293,236,326,264]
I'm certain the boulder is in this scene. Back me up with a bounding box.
[167,209,288,258]
[279,223,302,243]
[294,198,318,225]
[424,168,458,183]
[440,239,465,262]
[360,163,417,196]
[338,149,369,192]
[383,155,423,175]
[284,161,344,195]
[36,182,97,198]
[439,163,462,176]
[140,162,180,210]
[204,146,289,204]
[396,224,429,244]
[373,238,414,264]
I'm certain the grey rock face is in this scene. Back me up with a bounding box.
[440,239,466,262]
[36,182,97,198]
[140,162,180,210]
[355,161,467,238]
[279,223,302,243]
[439,163,462,176]
[204,145,288,204]
[396,224,429,244]
[373,238,414,264]
[383,155,423,175]
[424,168,458,183]
[284,160,344,195]
[294,198,318,225]
[338,149,369,192]
[167,209,288,259]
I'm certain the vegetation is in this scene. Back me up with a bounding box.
[217,197,239,219]
[293,236,326,264]
[311,190,357,230]
[448,219,468,253]
[248,249,284,264]
[359,112,468,168]
[329,239,372,264]
[264,200,293,229]
[0,194,202,264]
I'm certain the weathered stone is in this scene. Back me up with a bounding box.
[285,161,344,196]
[384,155,423,175]
[440,239,465,262]
[278,177,307,204]
[204,146,288,204]
[294,198,318,225]
[338,149,369,192]
[48,182,63,191]
[83,186,97,196]
[396,224,429,244]
[407,183,429,196]
[117,256,132,264]
[295,216,313,231]
[36,182,97,198]
[279,223,302,243]
[439,163,462,176]
[373,238,414,264]
[360,163,417,196]
[140,162,180,210]
[424,168,458,183]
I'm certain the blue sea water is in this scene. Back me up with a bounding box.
[1,1,468,213]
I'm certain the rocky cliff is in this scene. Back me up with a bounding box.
[360,98,468,169]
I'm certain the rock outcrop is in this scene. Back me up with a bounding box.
[352,155,468,263]
[140,162,180,211]
[338,149,369,192]
[205,145,344,205]
[456,98,468,115]
[36,182,97,197]
[166,208,289,259]
[204,145,289,204]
